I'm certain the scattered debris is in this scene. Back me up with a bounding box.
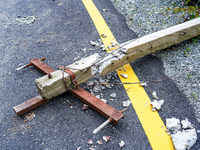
[77,147,81,150]
[119,141,125,148]
[89,147,95,150]
[140,82,147,87]
[123,100,132,107]
[110,41,118,47]
[150,99,164,111]
[110,93,116,98]
[100,45,106,51]
[152,91,158,99]
[120,74,128,79]
[166,118,181,133]
[87,139,93,145]
[101,34,107,38]
[96,140,103,145]
[83,104,89,110]
[16,16,37,25]
[90,41,97,46]
[103,9,107,12]
[103,136,111,142]
[24,111,35,122]
[181,118,192,129]
[171,129,197,150]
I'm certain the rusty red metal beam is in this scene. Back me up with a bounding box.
[30,58,55,75]
[70,87,124,124]
[13,96,48,116]
[13,58,55,116]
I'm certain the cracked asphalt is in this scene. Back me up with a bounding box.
[0,0,199,149]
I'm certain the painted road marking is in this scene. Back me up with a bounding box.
[82,0,174,149]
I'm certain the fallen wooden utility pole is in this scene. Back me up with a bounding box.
[36,18,200,100]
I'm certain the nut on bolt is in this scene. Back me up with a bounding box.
[48,73,52,79]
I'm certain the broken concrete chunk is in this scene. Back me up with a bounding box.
[110,93,116,98]
[152,91,158,99]
[166,118,181,133]
[103,136,111,142]
[171,129,197,150]
[181,118,192,129]
[123,100,132,107]
[90,41,97,46]
[87,139,93,145]
[140,82,147,87]
[103,9,107,12]
[119,141,125,148]
[120,74,128,79]
[150,99,164,111]
[96,140,103,145]
[110,41,118,46]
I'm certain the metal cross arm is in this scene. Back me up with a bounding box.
[13,58,125,131]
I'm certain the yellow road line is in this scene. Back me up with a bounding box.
[82,0,174,149]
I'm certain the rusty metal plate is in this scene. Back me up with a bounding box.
[70,87,124,124]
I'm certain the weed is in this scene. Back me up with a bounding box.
[184,35,200,55]
[191,92,198,101]
[186,73,192,79]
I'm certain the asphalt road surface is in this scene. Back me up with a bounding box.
[0,0,199,149]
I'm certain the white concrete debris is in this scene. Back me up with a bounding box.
[90,41,97,46]
[150,99,164,111]
[120,74,128,79]
[119,141,125,148]
[166,118,181,133]
[110,93,116,98]
[103,9,107,12]
[171,129,197,150]
[181,118,192,129]
[152,91,158,99]
[96,140,103,145]
[123,100,132,107]
[140,82,147,87]
[110,41,118,46]
[100,99,107,103]
[87,139,93,145]
[103,136,111,142]
[77,147,81,150]
[95,95,100,99]
[16,16,37,25]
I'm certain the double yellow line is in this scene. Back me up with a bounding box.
[82,0,174,149]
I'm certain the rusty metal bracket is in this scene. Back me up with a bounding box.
[13,58,126,133]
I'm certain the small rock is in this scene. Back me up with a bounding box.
[90,41,97,46]
[152,91,158,99]
[83,104,89,110]
[101,34,107,38]
[166,118,181,133]
[103,136,111,142]
[95,95,100,99]
[123,100,132,107]
[120,74,128,79]
[140,82,147,87]
[96,140,103,145]
[18,63,22,67]
[89,147,95,150]
[110,93,116,98]
[171,129,197,150]
[87,139,93,145]
[119,141,125,148]
[181,118,192,129]
[103,9,107,12]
